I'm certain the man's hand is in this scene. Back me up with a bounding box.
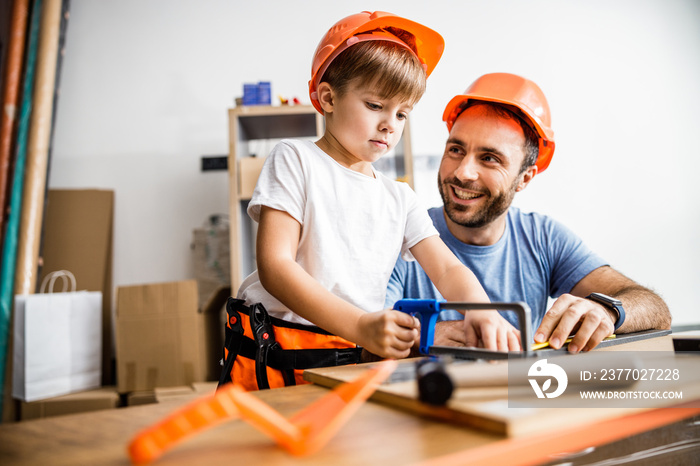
[433,320,468,346]
[535,293,616,353]
[463,311,521,351]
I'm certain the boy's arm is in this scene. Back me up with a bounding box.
[255,206,418,359]
[410,236,521,351]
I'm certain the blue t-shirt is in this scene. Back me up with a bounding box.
[385,207,607,330]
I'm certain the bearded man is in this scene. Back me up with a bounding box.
[386,73,671,352]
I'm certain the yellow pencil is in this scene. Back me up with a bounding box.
[531,334,616,351]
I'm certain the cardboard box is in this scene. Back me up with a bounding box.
[40,189,115,386]
[126,381,218,407]
[115,280,222,393]
[191,216,231,311]
[192,381,218,396]
[126,391,157,407]
[154,386,195,403]
[20,387,120,421]
[238,156,266,198]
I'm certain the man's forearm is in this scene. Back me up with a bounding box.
[571,266,672,334]
[615,285,671,333]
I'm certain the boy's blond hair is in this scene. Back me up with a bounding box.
[320,29,427,106]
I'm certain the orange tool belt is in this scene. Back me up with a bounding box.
[218,298,363,391]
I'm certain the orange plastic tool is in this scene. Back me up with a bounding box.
[128,359,397,463]
[128,383,242,464]
[233,359,398,456]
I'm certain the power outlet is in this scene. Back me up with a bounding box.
[201,156,228,171]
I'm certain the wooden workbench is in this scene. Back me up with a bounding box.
[0,383,503,465]
[0,335,698,465]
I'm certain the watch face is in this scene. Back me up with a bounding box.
[590,293,622,306]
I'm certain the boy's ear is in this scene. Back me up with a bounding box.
[317,82,335,114]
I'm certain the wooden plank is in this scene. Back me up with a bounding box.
[304,335,699,437]
[305,360,640,437]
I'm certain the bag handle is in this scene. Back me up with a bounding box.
[39,270,77,294]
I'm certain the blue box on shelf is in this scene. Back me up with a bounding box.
[242,83,258,106]
[242,81,272,106]
[257,81,271,105]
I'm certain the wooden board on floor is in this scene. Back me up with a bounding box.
[304,334,700,437]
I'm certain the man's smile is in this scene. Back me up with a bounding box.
[451,185,485,201]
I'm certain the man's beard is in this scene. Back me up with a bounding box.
[438,174,519,228]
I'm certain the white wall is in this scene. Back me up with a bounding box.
[49,0,700,326]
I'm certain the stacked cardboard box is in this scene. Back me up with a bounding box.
[20,387,120,421]
[115,280,224,395]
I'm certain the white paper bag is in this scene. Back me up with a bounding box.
[13,270,102,402]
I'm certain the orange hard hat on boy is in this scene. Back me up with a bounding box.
[309,11,445,114]
[442,73,556,173]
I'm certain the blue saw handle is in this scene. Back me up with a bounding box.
[393,299,443,355]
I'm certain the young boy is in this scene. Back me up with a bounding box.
[220,11,516,391]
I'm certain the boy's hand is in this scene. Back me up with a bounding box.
[463,311,521,351]
[357,310,420,359]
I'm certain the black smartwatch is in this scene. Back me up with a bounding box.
[586,292,625,332]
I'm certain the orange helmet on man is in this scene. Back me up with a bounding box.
[309,11,445,114]
[443,73,556,173]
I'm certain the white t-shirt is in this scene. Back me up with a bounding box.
[238,139,438,325]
